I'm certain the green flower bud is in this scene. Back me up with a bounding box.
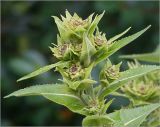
[121,80,159,106]
[50,43,72,60]
[94,28,108,49]
[52,10,94,41]
[67,62,85,80]
[85,97,101,115]
[105,65,120,79]
[66,13,89,31]
[56,62,84,81]
[71,43,82,53]
[100,60,121,87]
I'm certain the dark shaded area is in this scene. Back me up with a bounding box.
[1,1,159,126]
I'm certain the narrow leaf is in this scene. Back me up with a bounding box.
[120,52,160,63]
[108,27,131,44]
[52,16,65,36]
[95,25,151,64]
[4,84,87,115]
[88,11,105,35]
[99,65,160,100]
[100,99,114,114]
[17,61,69,82]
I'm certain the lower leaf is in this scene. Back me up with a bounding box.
[4,84,87,115]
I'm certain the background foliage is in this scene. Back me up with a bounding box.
[1,1,159,126]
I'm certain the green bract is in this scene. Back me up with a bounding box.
[5,11,160,127]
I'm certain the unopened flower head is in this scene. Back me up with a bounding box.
[104,65,120,80]
[94,29,107,48]
[121,81,160,105]
[65,13,89,30]
[100,60,121,86]
[67,62,85,80]
[52,10,94,37]
[50,43,72,60]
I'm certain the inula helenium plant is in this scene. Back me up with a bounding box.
[5,10,160,127]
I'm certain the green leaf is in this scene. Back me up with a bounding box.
[95,25,151,64]
[80,34,96,67]
[108,103,160,127]
[17,61,69,82]
[108,27,131,44]
[120,52,160,63]
[52,16,65,36]
[88,11,105,35]
[82,115,113,127]
[4,84,87,115]
[99,65,160,100]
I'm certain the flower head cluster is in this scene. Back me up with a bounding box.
[50,10,111,84]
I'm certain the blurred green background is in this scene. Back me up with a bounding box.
[1,1,159,126]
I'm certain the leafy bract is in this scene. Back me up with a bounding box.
[100,99,114,115]
[52,16,80,40]
[88,11,105,35]
[52,16,65,37]
[108,103,160,127]
[99,65,160,100]
[120,52,160,63]
[4,84,87,115]
[82,115,113,127]
[80,34,96,67]
[94,25,151,64]
[17,61,69,82]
